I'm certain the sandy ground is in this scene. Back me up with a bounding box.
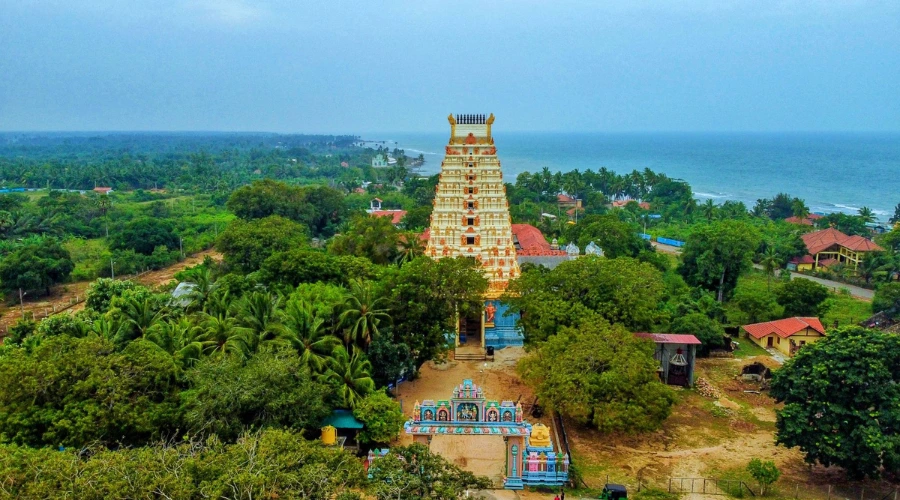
[0,250,221,334]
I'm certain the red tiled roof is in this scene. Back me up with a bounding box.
[372,197,383,202]
[93,187,112,193]
[612,199,650,210]
[789,255,815,265]
[420,227,430,242]
[634,333,702,345]
[808,213,824,220]
[840,235,884,252]
[785,216,814,226]
[370,210,406,225]
[801,227,882,255]
[557,194,576,203]
[741,317,825,340]
[511,224,567,256]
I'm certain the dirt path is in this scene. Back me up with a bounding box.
[0,250,221,332]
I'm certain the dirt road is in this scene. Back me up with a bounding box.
[0,250,221,332]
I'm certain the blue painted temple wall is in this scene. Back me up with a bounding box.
[484,300,523,348]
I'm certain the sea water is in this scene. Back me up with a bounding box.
[376,132,900,221]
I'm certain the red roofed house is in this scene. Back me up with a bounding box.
[634,333,701,386]
[556,194,582,210]
[611,199,650,210]
[93,187,113,195]
[791,227,884,272]
[784,213,823,226]
[742,317,826,357]
[367,198,406,226]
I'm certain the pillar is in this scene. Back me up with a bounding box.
[505,436,525,489]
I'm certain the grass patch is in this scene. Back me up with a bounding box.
[821,291,871,329]
[732,336,770,358]
[64,237,109,281]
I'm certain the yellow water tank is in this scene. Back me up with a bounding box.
[321,425,337,446]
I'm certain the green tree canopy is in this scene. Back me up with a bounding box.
[0,429,365,499]
[670,312,725,354]
[507,256,666,343]
[770,326,900,479]
[872,282,900,318]
[180,345,334,441]
[380,256,488,365]
[108,217,179,255]
[217,215,307,273]
[679,220,762,302]
[0,238,74,295]
[775,278,831,317]
[519,315,675,432]
[0,336,181,448]
[565,214,651,259]
[352,390,406,444]
[329,214,401,265]
[368,443,492,500]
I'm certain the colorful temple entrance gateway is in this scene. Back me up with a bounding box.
[403,379,569,489]
[425,114,524,348]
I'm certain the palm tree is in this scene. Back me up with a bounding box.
[184,267,216,312]
[791,199,810,220]
[858,206,875,224]
[149,317,210,369]
[279,299,339,373]
[324,346,375,409]
[857,252,884,285]
[701,199,716,222]
[339,279,390,349]
[90,315,125,342]
[396,232,425,266]
[198,312,252,358]
[111,295,167,344]
[238,291,282,351]
[761,246,780,291]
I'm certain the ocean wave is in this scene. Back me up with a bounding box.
[694,191,730,199]
[403,148,440,156]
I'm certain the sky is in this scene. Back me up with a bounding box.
[1,1,899,133]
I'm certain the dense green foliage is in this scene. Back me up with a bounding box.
[747,458,781,496]
[0,238,74,295]
[353,390,406,444]
[0,429,367,500]
[508,256,666,343]
[519,316,675,432]
[775,278,830,317]
[368,443,492,500]
[679,220,762,302]
[770,327,900,479]
[0,335,180,447]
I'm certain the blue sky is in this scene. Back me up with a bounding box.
[1,1,898,133]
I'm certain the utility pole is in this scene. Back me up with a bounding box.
[180,237,184,258]
[110,259,115,279]
[19,288,25,315]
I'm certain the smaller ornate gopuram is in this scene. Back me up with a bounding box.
[400,379,569,490]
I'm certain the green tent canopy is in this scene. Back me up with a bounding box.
[321,410,364,429]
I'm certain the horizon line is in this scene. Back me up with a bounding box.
[3,129,900,136]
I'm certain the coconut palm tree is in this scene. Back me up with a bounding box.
[279,299,339,373]
[238,291,282,351]
[701,199,717,222]
[184,266,215,313]
[761,246,780,291]
[791,199,810,220]
[198,312,252,358]
[325,346,375,409]
[149,317,210,369]
[858,206,875,224]
[395,232,425,266]
[339,279,390,349]
[90,315,125,342]
[111,295,167,345]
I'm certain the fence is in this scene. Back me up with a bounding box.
[666,478,899,500]
[657,237,685,247]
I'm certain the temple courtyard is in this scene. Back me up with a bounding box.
[395,349,897,498]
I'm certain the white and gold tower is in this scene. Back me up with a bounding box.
[426,114,523,349]
[426,113,520,297]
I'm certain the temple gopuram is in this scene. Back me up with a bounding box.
[425,114,524,348]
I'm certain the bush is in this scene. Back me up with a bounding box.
[747,458,780,495]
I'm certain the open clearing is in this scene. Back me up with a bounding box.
[400,348,899,499]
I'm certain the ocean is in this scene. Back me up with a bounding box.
[372,132,900,221]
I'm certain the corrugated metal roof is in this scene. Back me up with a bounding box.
[634,333,702,345]
[321,410,364,429]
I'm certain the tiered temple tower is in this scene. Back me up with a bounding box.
[426,114,523,348]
